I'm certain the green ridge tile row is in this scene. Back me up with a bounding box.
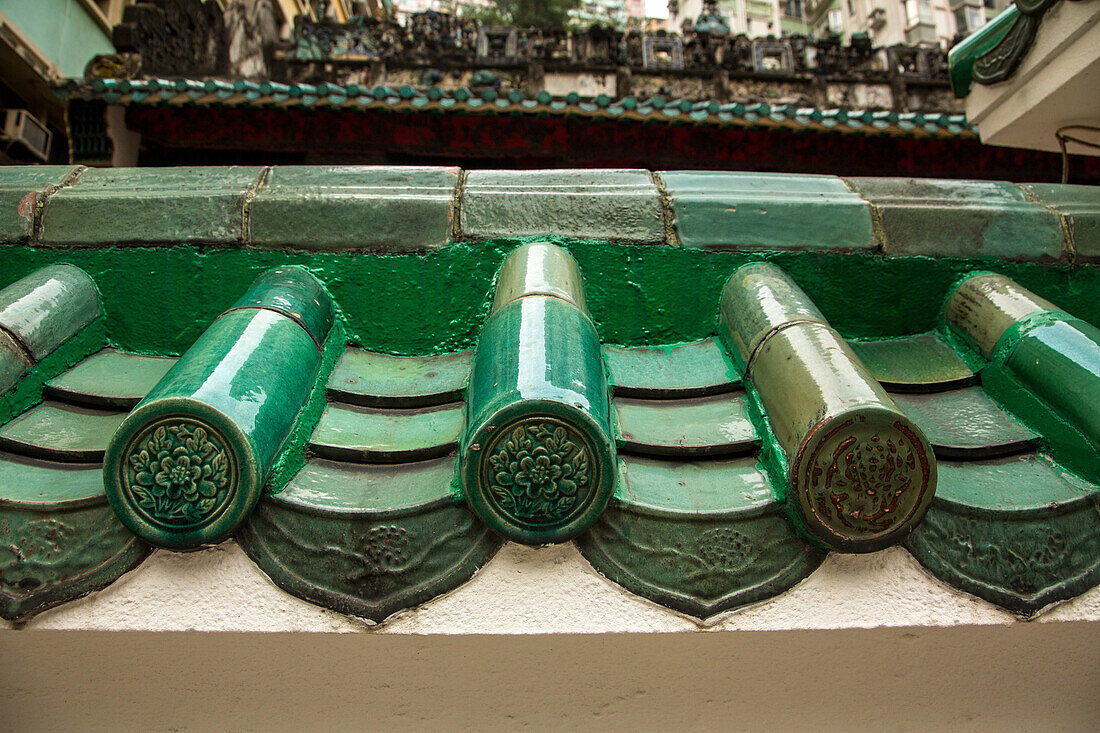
[0,166,1096,259]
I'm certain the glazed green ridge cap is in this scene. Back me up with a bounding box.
[947,4,1020,97]
[2,242,1100,358]
[264,319,348,498]
[227,265,336,349]
[989,307,1078,363]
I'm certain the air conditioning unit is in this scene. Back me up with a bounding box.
[1,109,51,162]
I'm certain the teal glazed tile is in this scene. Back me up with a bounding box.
[0,264,101,360]
[618,454,773,514]
[39,166,263,245]
[848,178,1063,260]
[892,387,1039,459]
[661,171,875,251]
[848,333,977,392]
[932,453,1094,512]
[250,166,459,251]
[613,393,760,457]
[0,166,80,243]
[605,338,740,398]
[326,347,471,408]
[272,456,456,513]
[461,169,665,243]
[0,329,32,395]
[0,451,104,507]
[309,402,463,462]
[45,348,176,409]
[1019,183,1100,261]
[0,401,126,462]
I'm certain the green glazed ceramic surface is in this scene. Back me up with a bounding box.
[1020,183,1100,261]
[613,393,759,457]
[0,264,101,361]
[229,265,335,349]
[491,242,589,315]
[326,347,471,408]
[891,388,1039,459]
[44,348,176,409]
[311,402,463,463]
[0,401,126,462]
[104,307,323,549]
[462,294,616,545]
[945,272,1057,358]
[848,333,976,392]
[0,330,32,396]
[604,338,740,398]
[0,165,82,243]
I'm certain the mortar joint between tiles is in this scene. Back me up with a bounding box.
[241,166,273,245]
[1016,183,1076,264]
[650,171,680,247]
[32,165,87,243]
[839,176,884,253]
[452,168,468,242]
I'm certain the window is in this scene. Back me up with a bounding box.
[905,0,934,25]
[828,7,843,30]
[782,0,804,17]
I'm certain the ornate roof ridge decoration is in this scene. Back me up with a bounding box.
[2,167,1099,623]
[56,77,976,141]
[948,0,1086,97]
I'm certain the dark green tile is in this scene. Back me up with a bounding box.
[250,166,459,251]
[0,451,104,507]
[40,166,262,245]
[849,177,1063,259]
[45,348,176,409]
[310,402,463,462]
[933,453,1094,512]
[1019,183,1100,261]
[0,401,126,462]
[605,338,740,398]
[661,171,875,251]
[848,333,976,392]
[892,387,1039,459]
[326,347,471,408]
[618,454,772,514]
[461,169,664,243]
[0,264,100,360]
[613,393,759,457]
[0,330,32,395]
[0,166,80,243]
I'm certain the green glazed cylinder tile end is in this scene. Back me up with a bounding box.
[944,272,1057,358]
[0,263,101,361]
[491,242,588,315]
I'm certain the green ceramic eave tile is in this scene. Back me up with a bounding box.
[44,348,176,409]
[269,456,455,514]
[0,264,101,361]
[0,401,126,462]
[604,339,740,398]
[906,453,1100,617]
[848,333,977,392]
[1018,183,1100,261]
[250,166,459,251]
[617,455,773,517]
[613,393,760,457]
[947,4,1019,97]
[310,402,463,463]
[577,454,825,618]
[39,166,263,245]
[891,388,1039,459]
[0,165,82,243]
[660,171,875,251]
[848,178,1063,260]
[326,347,471,408]
[0,451,104,509]
[0,330,32,396]
[460,169,665,244]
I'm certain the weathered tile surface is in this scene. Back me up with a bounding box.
[0,330,32,395]
[250,166,459,251]
[617,454,772,512]
[661,171,875,250]
[605,338,740,398]
[892,387,1039,459]
[310,402,463,462]
[1019,183,1100,261]
[460,169,664,243]
[613,393,759,457]
[326,347,471,408]
[39,166,263,245]
[848,333,976,392]
[0,452,105,506]
[848,178,1063,259]
[0,166,81,243]
[45,348,176,409]
[0,401,126,462]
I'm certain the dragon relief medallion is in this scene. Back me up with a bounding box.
[798,417,931,543]
[481,418,595,528]
[121,418,236,529]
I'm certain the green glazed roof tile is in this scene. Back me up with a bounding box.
[460,169,665,244]
[0,401,126,462]
[614,393,760,457]
[848,333,977,392]
[892,387,1040,459]
[44,348,176,409]
[271,456,455,514]
[848,178,1064,260]
[0,330,32,395]
[0,451,104,508]
[1019,183,1100,261]
[617,455,772,516]
[605,338,740,398]
[39,166,264,245]
[933,453,1095,513]
[250,166,459,251]
[661,171,875,251]
[309,402,463,463]
[326,347,471,408]
[0,166,83,243]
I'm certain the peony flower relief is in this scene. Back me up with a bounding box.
[487,422,590,524]
[126,423,229,525]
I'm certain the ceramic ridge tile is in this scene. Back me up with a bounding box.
[0,166,83,243]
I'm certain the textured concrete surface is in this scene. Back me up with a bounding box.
[4,540,1097,633]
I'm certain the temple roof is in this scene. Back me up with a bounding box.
[1,165,1098,625]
